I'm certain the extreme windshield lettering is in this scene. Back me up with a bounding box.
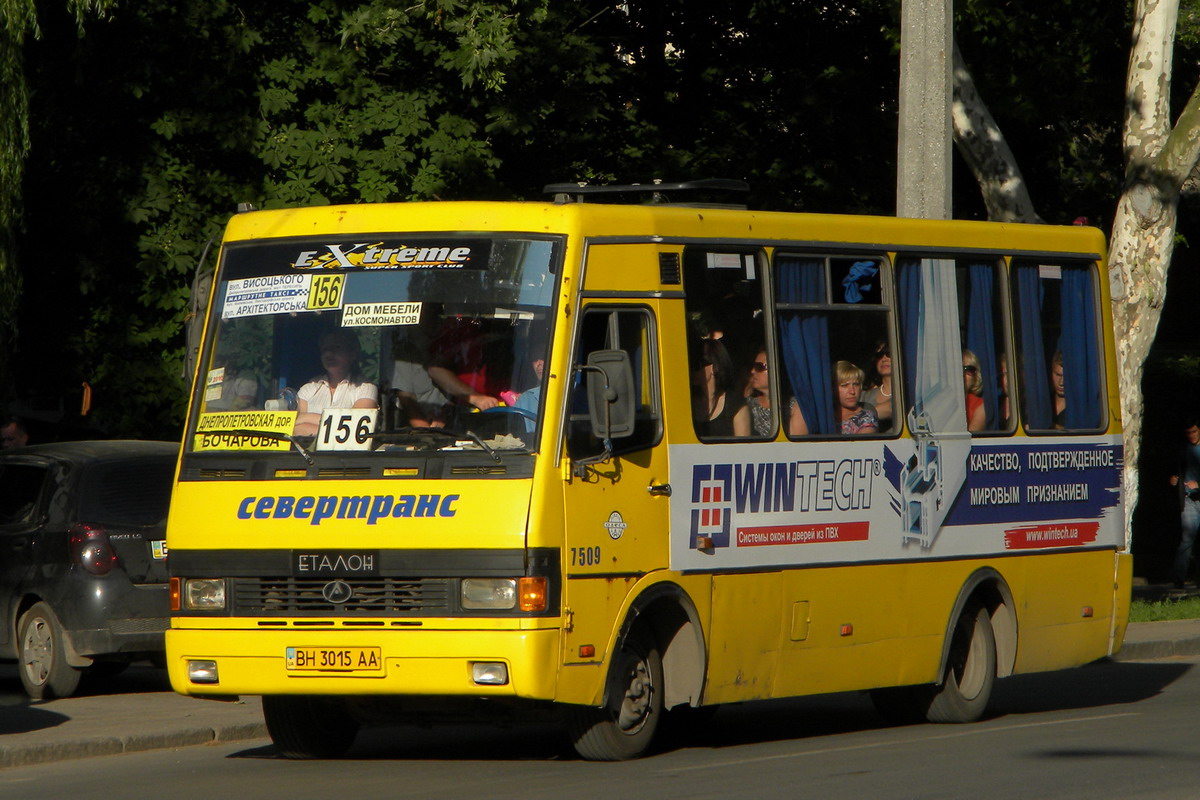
[291,241,488,270]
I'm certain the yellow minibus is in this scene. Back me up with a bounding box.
[167,181,1128,760]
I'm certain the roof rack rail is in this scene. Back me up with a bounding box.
[543,179,750,208]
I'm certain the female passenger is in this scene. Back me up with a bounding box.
[691,338,740,437]
[294,329,379,437]
[963,348,987,432]
[734,348,772,437]
[861,340,894,432]
[835,360,878,435]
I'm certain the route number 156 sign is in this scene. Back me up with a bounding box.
[316,408,378,451]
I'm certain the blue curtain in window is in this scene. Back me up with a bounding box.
[896,258,921,417]
[777,257,834,434]
[964,262,1000,430]
[1013,261,1051,428]
[1060,265,1101,428]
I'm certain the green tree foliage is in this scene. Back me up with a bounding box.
[7,0,1167,440]
[0,0,114,409]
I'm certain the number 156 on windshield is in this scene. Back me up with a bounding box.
[317,409,377,451]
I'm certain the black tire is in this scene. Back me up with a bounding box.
[925,604,996,723]
[566,628,664,761]
[262,696,360,759]
[17,602,82,700]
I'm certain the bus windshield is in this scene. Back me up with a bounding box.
[191,234,559,457]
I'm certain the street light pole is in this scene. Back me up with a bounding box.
[896,0,953,220]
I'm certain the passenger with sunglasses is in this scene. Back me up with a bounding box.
[735,349,773,438]
[962,349,987,432]
[862,340,894,432]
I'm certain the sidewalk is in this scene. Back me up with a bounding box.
[0,666,267,769]
[2,611,1200,770]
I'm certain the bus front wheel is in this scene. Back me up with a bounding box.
[566,628,663,760]
[263,696,359,759]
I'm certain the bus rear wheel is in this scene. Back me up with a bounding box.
[566,628,663,761]
[926,604,996,723]
[870,603,996,725]
[263,696,359,759]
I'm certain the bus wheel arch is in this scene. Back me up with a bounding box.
[625,581,707,712]
[870,568,1014,726]
[944,568,1016,680]
[565,581,705,760]
[925,568,1015,723]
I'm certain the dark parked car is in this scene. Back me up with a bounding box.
[0,441,177,698]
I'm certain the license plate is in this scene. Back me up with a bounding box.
[285,646,382,672]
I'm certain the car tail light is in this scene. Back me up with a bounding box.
[69,523,118,576]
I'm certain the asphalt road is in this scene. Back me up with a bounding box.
[1,654,1198,800]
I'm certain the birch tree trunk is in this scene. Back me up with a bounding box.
[1109,0,1200,548]
[950,42,1043,224]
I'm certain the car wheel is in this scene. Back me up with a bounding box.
[18,602,83,700]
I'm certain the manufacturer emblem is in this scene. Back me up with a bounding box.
[322,580,354,604]
[604,511,627,540]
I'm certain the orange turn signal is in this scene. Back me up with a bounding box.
[518,577,548,612]
[169,577,181,612]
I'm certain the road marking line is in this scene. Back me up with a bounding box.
[658,712,1141,773]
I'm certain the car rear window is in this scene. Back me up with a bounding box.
[0,464,49,524]
[77,458,175,525]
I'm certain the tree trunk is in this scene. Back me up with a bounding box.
[1109,0,1200,548]
[950,42,1043,224]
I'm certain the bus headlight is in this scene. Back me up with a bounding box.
[184,578,227,610]
[461,578,517,610]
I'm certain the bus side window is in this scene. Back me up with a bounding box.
[567,308,662,460]
[1011,260,1104,431]
[956,259,1013,434]
[682,248,770,441]
[776,254,893,437]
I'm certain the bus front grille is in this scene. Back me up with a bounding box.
[231,577,452,615]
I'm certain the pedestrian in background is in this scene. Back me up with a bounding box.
[0,417,29,449]
[1169,418,1200,588]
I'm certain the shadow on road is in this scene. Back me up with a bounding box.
[0,661,171,736]
[227,659,1193,762]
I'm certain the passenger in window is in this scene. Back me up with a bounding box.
[862,340,894,432]
[962,349,987,432]
[691,338,740,437]
[294,330,380,437]
[835,360,878,435]
[1050,351,1066,429]
[733,349,772,437]
[390,316,450,428]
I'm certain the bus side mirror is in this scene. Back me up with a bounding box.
[585,350,635,440]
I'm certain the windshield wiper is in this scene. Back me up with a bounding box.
[217,429,315,465]
[374,426,503,462]
[462,430,502,463]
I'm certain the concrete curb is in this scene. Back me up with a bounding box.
[0,720,268,770]
[1112,635,1200,662]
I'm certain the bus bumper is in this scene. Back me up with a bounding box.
[166,626,561,700]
